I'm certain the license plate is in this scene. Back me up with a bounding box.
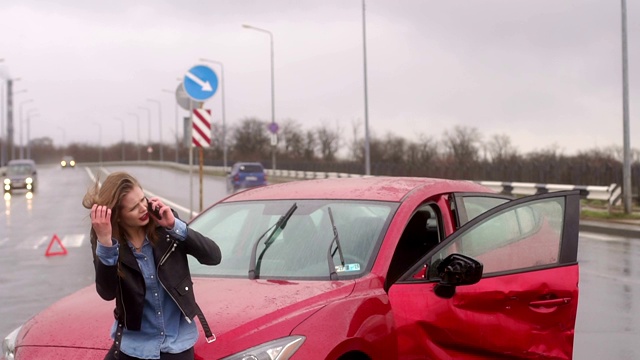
[246,176,257,181]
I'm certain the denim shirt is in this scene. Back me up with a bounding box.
[96,219,198,359]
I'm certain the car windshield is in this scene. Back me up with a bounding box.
[238,164,263,173]
[7,164,34,176]
[188,199,396,280]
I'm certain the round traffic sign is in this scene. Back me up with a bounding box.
[268,122,279,134]
[183,65,219,102]
[175,83,203,110]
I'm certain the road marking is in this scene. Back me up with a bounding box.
[87,167,192,217]
[580,232,625,242]
[32,235,49,249]
[62,234,84,248]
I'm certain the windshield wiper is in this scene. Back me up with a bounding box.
[326,206,345,280]
[248,202,298,279]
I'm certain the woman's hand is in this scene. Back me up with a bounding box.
[91,204,113,247]
[148,197,175,229]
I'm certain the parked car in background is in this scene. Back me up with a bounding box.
[60,156,75,169]
[226,162,267,192]
[2,159,37,193]
[3,177,581,359]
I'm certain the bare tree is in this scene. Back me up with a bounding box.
[229,118,270,159]
[316,122,341,161]
[488,134,518,162]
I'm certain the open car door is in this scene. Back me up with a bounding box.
[388,190,580,359]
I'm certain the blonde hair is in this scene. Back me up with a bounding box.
[83,172,158,247]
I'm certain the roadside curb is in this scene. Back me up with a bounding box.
[580,220,640,238]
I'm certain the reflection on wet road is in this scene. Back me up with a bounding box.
[575,232,640,359]
[0,164,638,358]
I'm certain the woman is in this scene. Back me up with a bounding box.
[82,172,221,360]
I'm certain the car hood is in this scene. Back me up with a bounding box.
[17,277,356,353]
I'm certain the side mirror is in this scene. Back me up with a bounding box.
[434,254,483,299]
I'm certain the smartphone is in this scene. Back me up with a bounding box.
[146,198,162,219]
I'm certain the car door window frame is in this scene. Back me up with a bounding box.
[396,190,580,284]
[450,192,513,228]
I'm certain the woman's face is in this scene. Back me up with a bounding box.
[118,186,150,230]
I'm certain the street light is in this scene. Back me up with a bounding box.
[18,99,34,159]
[199,58,228,171]
[147,98,163,162]
[242,23,277,171]
[128,113,141,161]
[162,89,179,163]
[138,106,151,159]
[361,0,371,175]
[26,109,39,159]
[114,117,125,161]
[92,122,102,163]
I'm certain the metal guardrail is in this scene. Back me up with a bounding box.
[75,161,624,208]
[263,168,623,207]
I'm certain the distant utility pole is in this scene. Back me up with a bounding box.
[621,0,632,213]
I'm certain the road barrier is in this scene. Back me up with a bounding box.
[79,161,624,209]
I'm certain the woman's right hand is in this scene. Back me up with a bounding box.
[91,204,113,247]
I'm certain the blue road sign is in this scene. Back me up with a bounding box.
[183,65,219,101]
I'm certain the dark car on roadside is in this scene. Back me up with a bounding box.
[226,162,267,192]
[2,159,37,193]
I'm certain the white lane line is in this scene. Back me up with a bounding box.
[62,234,84,248]
[29,235,49,249]
[580,232,625,242]
[86,167,192,217]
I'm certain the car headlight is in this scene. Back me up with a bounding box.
[61,161,66,166]
[3,179,9,185]
[220,336,305,360]
[70,161,76,166]
[25,178,32,184]
[2,325,22,360]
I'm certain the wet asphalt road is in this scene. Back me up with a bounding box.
[0,164,638,359]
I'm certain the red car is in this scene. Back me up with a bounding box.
[4,177,580,359]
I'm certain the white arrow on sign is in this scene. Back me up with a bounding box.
[185,71,213,92]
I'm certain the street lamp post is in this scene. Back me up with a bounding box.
[114,117,125,161]
[128,113,141,161]
[18,99,34,159]
[199,58,227,171]
[26,109,39,159]
[361,0,371,176]
[92,122,102,163]
[162,89,179,163]
[138,106,151,160]
[147,99,163,162]
[242,24,277,171]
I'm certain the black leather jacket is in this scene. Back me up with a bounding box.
[92,221,221,331]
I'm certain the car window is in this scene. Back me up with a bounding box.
[187,199,396,280]
[427,197,565,277]
[453,194,511,227]
[238,164,264,173]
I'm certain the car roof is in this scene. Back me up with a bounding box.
[223,176,492,203]
[7,159,36,166]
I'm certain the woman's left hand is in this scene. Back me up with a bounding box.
[148,197,175,229]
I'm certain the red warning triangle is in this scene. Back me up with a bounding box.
[45,234,68,257]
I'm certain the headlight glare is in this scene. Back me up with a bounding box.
[221,336,305,360]
[2,325,22,360]
[25,177,32,184]
[61,161,66,166]
[3,179,9,185]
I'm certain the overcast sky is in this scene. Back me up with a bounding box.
[0,0,638,156]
